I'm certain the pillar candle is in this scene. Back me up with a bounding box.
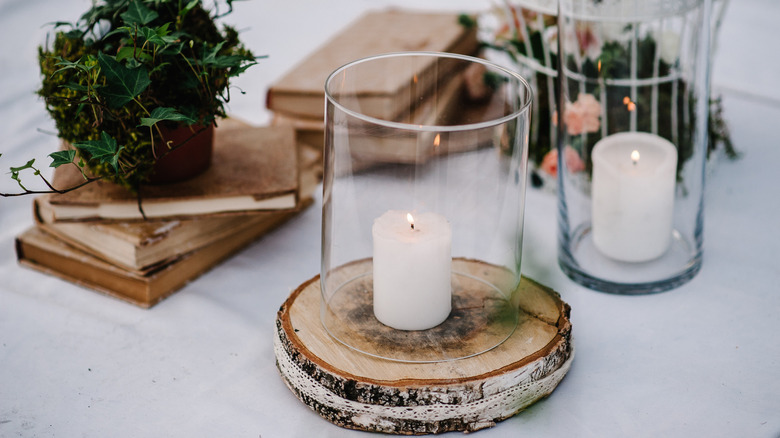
[591,132,678,262]
[372,210,452,330]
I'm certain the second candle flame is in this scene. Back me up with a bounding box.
[631,150,640,164]
[407,213,415,230]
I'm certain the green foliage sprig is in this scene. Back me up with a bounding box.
[2,0,259,196]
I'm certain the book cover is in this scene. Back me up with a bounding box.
[16,202,309,308]
[32,128,323,272]
[266,9,478,120]
[33,210,282,273]
[274,70,501,166]
[38,125,299,222]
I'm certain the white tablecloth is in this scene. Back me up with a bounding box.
[1,0,778,436]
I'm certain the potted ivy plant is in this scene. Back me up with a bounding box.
[35,0,257,190]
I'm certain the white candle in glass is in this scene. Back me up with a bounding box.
[591,132,678,262]
[372,210,452,330]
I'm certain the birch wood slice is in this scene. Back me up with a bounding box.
[274,260,574,434]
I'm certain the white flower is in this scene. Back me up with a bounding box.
[658,31,681,65]
[547,23,601,61]
[575,23,603,60]
[599,22,631,44]
[544,26,560,54]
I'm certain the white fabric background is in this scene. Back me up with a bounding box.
[1,0,778,436]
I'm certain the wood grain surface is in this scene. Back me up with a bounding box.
[274,259,574,434]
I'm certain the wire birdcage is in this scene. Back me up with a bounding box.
[481,0,729,181]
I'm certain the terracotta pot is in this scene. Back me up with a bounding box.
[149,123,214,184]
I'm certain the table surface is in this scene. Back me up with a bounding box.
[1,1,778,437]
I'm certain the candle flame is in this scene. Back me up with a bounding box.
[433,134,440,148]
[597,59,601,73]
[407,213,415,230]
[631,150,640,164]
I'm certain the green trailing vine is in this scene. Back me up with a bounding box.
[2,0,259,196]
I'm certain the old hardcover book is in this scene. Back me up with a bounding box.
[266,9,479,120]
[16,203,307,308]
[31,130,323,272]
[271,113,324,151]
[272,71,464,162]
[33,211,277,273]
[37,126,299,222]
[273,70,500,166]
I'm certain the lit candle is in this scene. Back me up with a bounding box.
[591,132,678,262]
[372,210,452,330]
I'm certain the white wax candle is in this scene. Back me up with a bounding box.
[372,210,452,330]
[591,132,678,262]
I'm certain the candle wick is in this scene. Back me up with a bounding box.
[411,223,415,230]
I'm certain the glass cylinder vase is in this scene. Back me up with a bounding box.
[322,52,532,362]
[555,0,713,294]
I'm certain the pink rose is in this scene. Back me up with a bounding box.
[564,145,586,173]
[539,146,585,177]
[576,93,601,118]
[493,5,554,41]
[562,93,601,136]
[540,149,559,176]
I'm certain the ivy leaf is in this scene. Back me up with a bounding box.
[52,56,95,76]
[103,26,132,40]
[115,47,135,62]
[199,41,226,67]
[116,46,152,63]
[138,27,164,46]
[49,150,77,168]
[11,158,35,173]
[181,0,199,15]
[199,41,256,72]
[156,22,172,36]
[231,58,259,76]
[124,57,143,69]
[73,132,125,172]
[209,54,252,70]
[138,24,178,46]
[97,52,150,108]
[120,0,158,26]
[10,159,36,174]
[64,29,84,40]
[139,107,197,127]
[10,159,36,191]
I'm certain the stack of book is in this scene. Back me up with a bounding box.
[15,122,320,308]
[266,9,482,165]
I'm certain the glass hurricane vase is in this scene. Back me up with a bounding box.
[321,52,533,362]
